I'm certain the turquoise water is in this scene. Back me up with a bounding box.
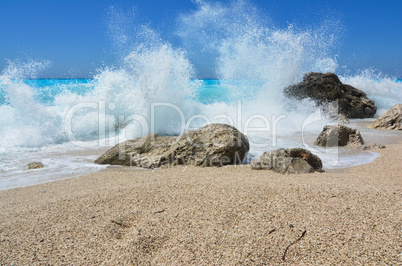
[2,78,400,106]
[1,0,401,190]
[0,79,266,105]
[0,77,401,190]
[0,79,93,105]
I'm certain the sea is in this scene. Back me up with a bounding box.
[0,76,400,190]
[1,1,401,190]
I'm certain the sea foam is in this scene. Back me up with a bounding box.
[0,0,401,189]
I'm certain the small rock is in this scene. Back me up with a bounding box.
[314,124,364,147]
[330,114,350,124]
[27,162,44,169]
[362,143,386,150]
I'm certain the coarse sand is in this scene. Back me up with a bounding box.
[0,144,401,264]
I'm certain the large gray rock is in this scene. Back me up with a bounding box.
[251,148,322,174]
[284,72,377,118]
[95,124,250,168]
[314,124,364,147]
[369,103,402,130]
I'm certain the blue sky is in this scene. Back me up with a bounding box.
[0,0,401,78]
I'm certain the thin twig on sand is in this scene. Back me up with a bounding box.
[111,220,127,227]
[268,229,276,234]
[282,230,307,261]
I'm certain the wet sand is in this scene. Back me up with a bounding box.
[0,144,401,264]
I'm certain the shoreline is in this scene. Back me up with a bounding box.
[0,144,386,192]
[2,119,400,191]
[1,143,401,264]
[1,112,400,192]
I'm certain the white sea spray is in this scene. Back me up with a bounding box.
[0,0,401,189]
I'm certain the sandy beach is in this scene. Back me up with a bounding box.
[1,144,401,264]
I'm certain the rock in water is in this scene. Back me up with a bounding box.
[95,124,250,168]
[27,162,44,169]
[284,72,377,118]
[330,114,350,124]
[251,148,322,174]
[369,103,402,130]
[314,124,364,147]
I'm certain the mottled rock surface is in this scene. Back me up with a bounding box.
[369,103,402,130]
[251,148,322,174]
[314,124,364,147]
[27,162,44,169]
[284,72,377,118]
[95,124,250,168]
[330,114,350,124]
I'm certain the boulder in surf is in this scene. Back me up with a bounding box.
[284,72,377,118]
[369,103,402,130]
[314,124,364,147]
[95,124,250,168]
[251,148,322,174]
